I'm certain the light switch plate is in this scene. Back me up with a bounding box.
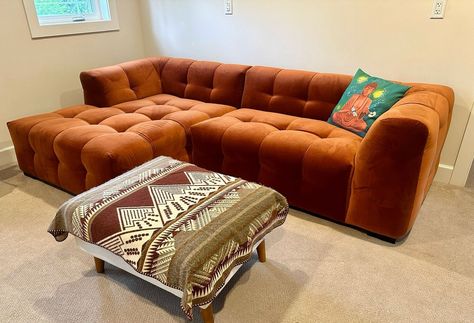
[225,0,233,15]
[431,0,447,19]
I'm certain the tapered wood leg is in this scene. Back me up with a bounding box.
[200,303,214,323]
[94,257,105,273]
[257,240,266,263]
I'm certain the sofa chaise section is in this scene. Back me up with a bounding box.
[7,105,186,193]
[8,58,250,194]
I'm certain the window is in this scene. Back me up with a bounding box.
[34,0,111,25]
[23,0,119,39]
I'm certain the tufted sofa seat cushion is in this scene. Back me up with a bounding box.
[191,108,362,220]
[8,101,236,194]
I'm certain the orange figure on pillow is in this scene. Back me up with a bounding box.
[332,82,378,132]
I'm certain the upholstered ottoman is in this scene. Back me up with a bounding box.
[48,156,288,322]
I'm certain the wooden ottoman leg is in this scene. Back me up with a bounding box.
[257,240,266,263]
[94,257,105,273]
[200,303,214,323]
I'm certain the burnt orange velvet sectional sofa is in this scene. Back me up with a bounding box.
[7,57,454,241]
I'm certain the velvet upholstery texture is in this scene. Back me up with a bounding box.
[80,57,250,108]
[191,110,362,221]
[7,57,454,240]
[8,99,236,194]
[241,66,352,120]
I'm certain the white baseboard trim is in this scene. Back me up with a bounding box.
[0,146,17,170]
[434,163,453,184]
[450,102,474,187]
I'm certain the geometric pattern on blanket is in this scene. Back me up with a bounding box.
[48,156,288,320]
[100,171,240,268]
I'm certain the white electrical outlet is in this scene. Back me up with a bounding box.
[225,0,233,15]
[431,0,447,19]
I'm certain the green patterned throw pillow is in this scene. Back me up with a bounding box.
[328,69,411,137]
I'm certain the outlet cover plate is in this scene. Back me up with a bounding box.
[225,0,233,15]
[431,0,447,19]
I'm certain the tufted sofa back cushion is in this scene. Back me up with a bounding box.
[81,58,162,107]
[241,66,352,120]
[153,57,194,97]
[157,57,251,108]
[81,57,251,108]
[185,61,251,107]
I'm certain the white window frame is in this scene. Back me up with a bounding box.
[22,0,120,39]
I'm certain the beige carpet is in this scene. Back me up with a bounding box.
[0,166,473,323]
[466,160,474,188]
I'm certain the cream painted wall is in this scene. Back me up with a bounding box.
[139,0,474,179]
[0,0,145,154]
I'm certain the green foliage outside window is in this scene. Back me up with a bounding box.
[34,0,94,16]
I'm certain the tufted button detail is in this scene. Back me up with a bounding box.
[127,120,188,160]
[54,105,96,118]
[112,99,156,113]
[6,113,63,176]
[163,110,210,135]
[75,107,124,124]
[28,118,89,185]
[54,125,117,193]
[221,122,277,181]
[81,133,154,189]
[135,105,182,120]
[99,113,151,132]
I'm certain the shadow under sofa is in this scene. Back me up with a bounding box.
[7,57,454,241]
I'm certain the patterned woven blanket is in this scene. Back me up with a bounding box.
[48,156,288,319]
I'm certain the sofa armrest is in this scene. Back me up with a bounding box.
[345,103,440,239]
[80,58,162,107]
